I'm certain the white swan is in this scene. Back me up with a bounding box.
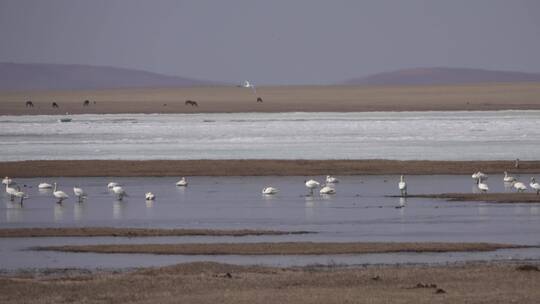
[472,171,488,184]
[2,176,13,185]
[477,180,489,193]
[38,182,53,189]
[176,177,188,187]
[107,182,119,189]
[513,180,527,192]
[145,192,155,200]
[112,185,127,200]
[319,184,336,195]
[503,171,517,183]
[73,186,87,202]
[530,178,540,195]
[305,179,320,195]
[262,187,278,195]
[53,182,69,204]
[326,175,339,184]
[398,175,407,196]
[5,183,18,201]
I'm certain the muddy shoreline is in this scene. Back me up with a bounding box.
[395,193,540,203]
[1,261,539,303]
[1,159,540,177]
[36,242,525,255]
[0,228,309,238]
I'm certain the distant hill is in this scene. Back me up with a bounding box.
[343,67,540,86]
[0,62,222,91]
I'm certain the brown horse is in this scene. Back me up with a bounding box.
[25,101,34,107]
[185,100,198,107]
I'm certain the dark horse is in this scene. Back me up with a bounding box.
[52,102,59,108]
[83,100,90,106]
[185,100,198,107]
[25,101,34,107]
[256,97,263,103]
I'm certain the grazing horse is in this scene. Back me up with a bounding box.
[52,102,59,108]
[25,101,34,107]
[256,97,263,103]
[83,100,90,106]
[185,100,198,107]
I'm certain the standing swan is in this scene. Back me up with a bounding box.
[112,185,127,200]
[53,182,69,204]
[398,175,407,196]
[176,177,188,187]
[305,179,320,195]
[107,182,119,189]
[73,186,87,202]
[5,183,18,201]
[503,171,517,183]
[477,180,489,193]
[530,178,540,195]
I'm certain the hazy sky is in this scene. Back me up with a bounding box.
[1,0,539,84]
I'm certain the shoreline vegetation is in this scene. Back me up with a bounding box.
[0,228,309,238]
[35,242,526,255]
[1,261,539,303]
[2,82,540,115]
[1,159,540,177]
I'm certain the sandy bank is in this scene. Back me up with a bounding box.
[2,159,540,177]
[0,228,308,238]
[2,83,540,115]
[1,261,539,303]
[36,242,525,255]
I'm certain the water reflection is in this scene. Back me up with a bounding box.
[5,202,23,223]
[53,204,64,222]
[530,206,539,215]
[113,201,125,220]
[73,202,85,221]
[503,182,513,192]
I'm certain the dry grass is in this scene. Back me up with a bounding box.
[36,242,525,255]
[2,82,540,115]
[2,159,540,177]
[0,227,308,238]
[1,262,539,303]
[401,193,540,203]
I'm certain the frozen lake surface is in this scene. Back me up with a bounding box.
[2,110,540,161]
[2,175,540,269]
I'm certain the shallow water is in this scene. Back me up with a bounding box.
[2,111,540,161]
[2,175,540,269]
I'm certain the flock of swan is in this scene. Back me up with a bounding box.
[2,176,189,204]
[2,172,540,205]
[472,171,540,194]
